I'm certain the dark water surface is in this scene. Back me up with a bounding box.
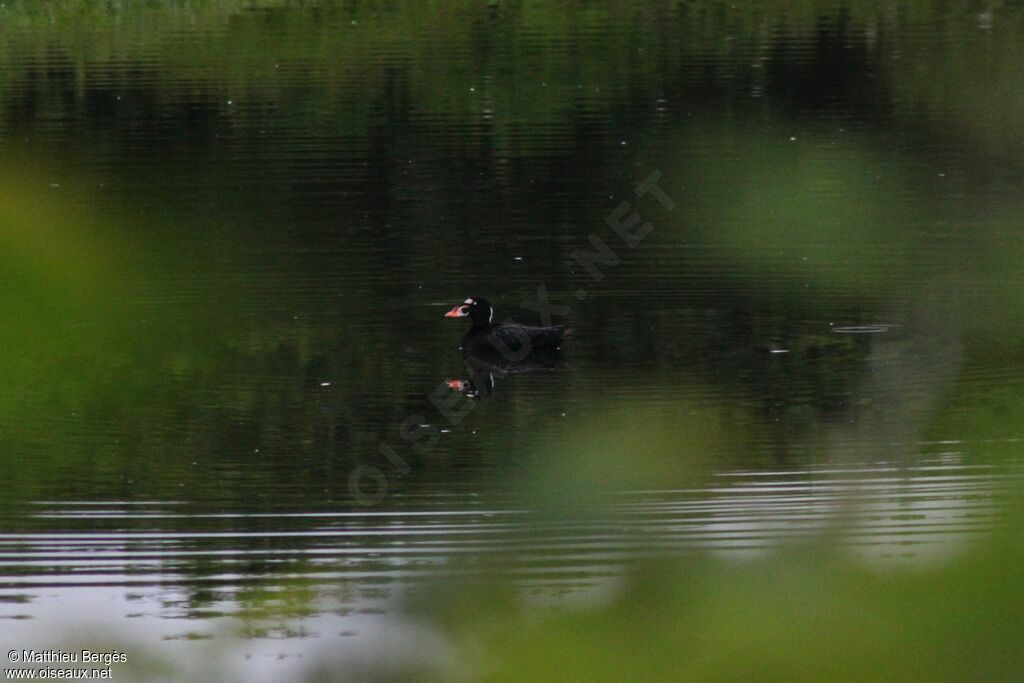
[2,2,1024,678]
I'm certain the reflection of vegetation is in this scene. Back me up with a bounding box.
[2,0,1024,510]
[236,578,320,638]
[0,1,1021,151]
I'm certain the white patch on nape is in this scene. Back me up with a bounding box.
[488,307,493,323]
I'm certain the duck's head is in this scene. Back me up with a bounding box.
[444,296,493,328]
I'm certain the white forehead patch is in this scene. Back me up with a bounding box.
[464,298,474,305]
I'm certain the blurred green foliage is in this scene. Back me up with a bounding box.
[413,525,1024,682]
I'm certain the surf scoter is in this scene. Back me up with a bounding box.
[444,297,571,354]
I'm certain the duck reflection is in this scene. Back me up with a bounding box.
[446,346,569,400]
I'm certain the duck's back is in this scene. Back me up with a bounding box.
[463,323,571,354]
